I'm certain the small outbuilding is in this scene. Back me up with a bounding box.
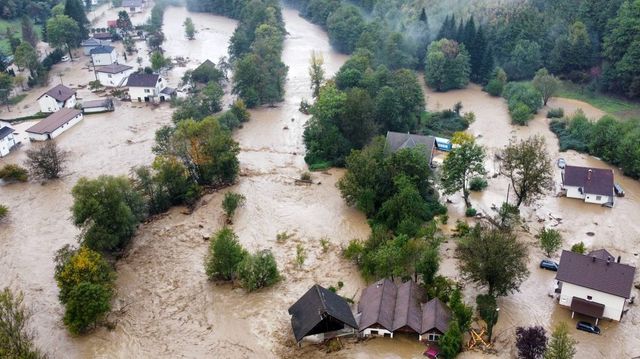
[37,84,77,113]
[90,45,118,66]
[95,63,134,87]
[385,131,436,166]
[562,165,614,205]
[288,284,358,344]
[0,126,17,157]
[26,108,83,141]
[81,98,114,113]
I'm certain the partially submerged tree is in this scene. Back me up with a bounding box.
[0,288,46,358]
[516,326,548,359]
[21,16,39,48]
[205,227,247,281]
[0,164,29,182]
[544,322,576,359]
[476,294,499,341]
[184,17,195,40]
[237,250,280,292]
[221,192,246,223]
[441,141,486,208]
[25,141,69,180]
[538,227,563,257]
[47,15,80,60]
[439,319,463,359]
[500,136,553,207]
[309,50,325,98]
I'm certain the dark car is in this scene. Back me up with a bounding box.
[614,183,625,197]
[540,259,559,271]
[576,321,601,334]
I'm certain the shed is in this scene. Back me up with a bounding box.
[288,284,358,343]
[82,99,114,113]
[26,108,83,141]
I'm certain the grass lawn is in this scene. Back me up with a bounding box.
[557,81,640,120]
[0,19,43,55]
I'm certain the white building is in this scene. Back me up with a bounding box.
[81,99,114,113]
[562,165,614,205]
[121,0,143,13]
[0,126,17,157]
[126,73,168,103]
[81,38,111,56]
[37,84,77,113]
[95,64,134,87]
[556,249,636,324]
[26,108,84,141]
[90,45,118,66]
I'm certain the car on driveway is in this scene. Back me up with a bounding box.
[576,321,600,334]
[540,259,559,271]
[557,158,566,169]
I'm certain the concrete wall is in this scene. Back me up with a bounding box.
[83,106,109,113]
[559,282,626,321]
[38,95,62,113]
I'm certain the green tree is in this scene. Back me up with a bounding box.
[441,141,486,208]
[150,52,169,71]
[21,16,39,48]
[184,17,195,40]
[71,176,145,253]
[201,81,224,113]
[13,42,38,75]
[425,38,471,91]
[116,11,133,35]
[544,322,577,359]
[63,0,89,40]
[237,250,280,292]
[456,225,529,297]
[152,155,200,206]
[476,294,499,341]
[602,0,640,98]
[505,39,541,81]
[221,192,246,223]
[500,136,553,207]
[570,242,586,254]
[439,320,463,359]
[205,227,247,281]
[54,245,115,304]
[0,72,13,107]
[450,287,473,331]
[538,228,563,257]
[0,288,46,358]
[63,282,111,334]
[47,15,80,60]
[0,164,28,182]
[532,68,560,106]
[326,5,365,54]
[25,141,69,180]
[516,326,548,359]
[309,50,325,98]
[416,246,439,286]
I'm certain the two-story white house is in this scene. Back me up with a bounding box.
[26,108,84,141]
[0,126,17,157]
[562,165,614,205]
[90,45,118,66]
[95,64,134,87]
[556,249,636,324]
[126,73,167,103]
[81,38,111,56]
[37,84,77,113]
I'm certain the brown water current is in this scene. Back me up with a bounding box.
[1,5,640,358]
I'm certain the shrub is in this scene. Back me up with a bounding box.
[222,192,246,223]
[546,108,564,119]
[571,241,586,254]
[465,207,477,217]
[295,244,306,268]
[0,164,28,182]
[237,250,280,292]
[469,177,488,192]
[440,214,449,225]
[485,78,504,96]
[503,82,543,113]
[0,204,7,220]
[343,239,364,264]
[320,237,329,253]
[538,227,562,257]
[510,102,534,125]
[0,288,46,358]
[452,220,470,237]
[25,142,68,180]
[63,282,112,334]
[54,245,115,304]
[300,172,311,181]
[204,227,247,281]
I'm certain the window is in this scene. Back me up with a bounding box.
[108,74,112,78]
[144,89,150,93]
[428,333,440,341]
[596,196,602,201]
[370,330,378,336]
[587,296,593,300]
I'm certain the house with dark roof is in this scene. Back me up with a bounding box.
[26,108,83,141]
[562,165,614,205]
[0,126,17,157]
[126,73,168,104]
[288,284,358,343]
[95,64,134,87]
[556,250,636,324]
[385,131,436,166]
[357,279,452,342]
[90,45,117,66]
[81,38,111,56]
[37,84,77,113]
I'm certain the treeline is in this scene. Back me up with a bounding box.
[186,0,288,107]
[550,111,640,179]
[0,0,61,22]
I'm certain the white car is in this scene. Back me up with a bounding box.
[557,158,566,169]
[61,55,70,62]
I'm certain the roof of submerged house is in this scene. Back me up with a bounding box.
[0,126,14,140]
[95,64,133,74]
[126,73,160,87]
[421,298,452,334]
[90,45,115,55]
[385,131,436,161]
[563,165,614,197]
[358,278,398,331]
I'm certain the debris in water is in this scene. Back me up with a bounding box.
[586,232,595,236]
[283,126,289,130]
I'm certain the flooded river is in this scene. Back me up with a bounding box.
[1,4,639,359]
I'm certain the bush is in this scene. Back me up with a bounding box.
[25,142,68,180]
[300,172,311,181]
[237,250,280,292]
[222,192,246,223]
[0,164,29,182]
[469,177,488,192]
[0,288,46,358]
[546,108,564,118]
[0,204,7,220]
[510,102,534,125]
[295,244,306,268]
[453,220,470,237]
[63,282,112,334]
[343,239,364,264]
[485,78,504,96]
[571,241,586,254]
[538,227,562,257]
[465,207,477,217]
[204,227,247,281]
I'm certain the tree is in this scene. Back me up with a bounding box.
[47,15,80,60]
[54,245,115,304]
[532,68,560,106]
[0,72,13,107]
[500,136,553,207]
[456,225,529,297]
[538,228,562,257]
[0,288,46,358]
[476,294,499,341]
[416,246,439,286]
[184,17,195,40]
[439,320,463,359]
[205,227,247,281]
[602,0,640,98]
[21,16,39,48]
[570,242,586,254]
[64,0,89,40]
[221,192,246,223]
[116,11,133,35]
[544,322,576,359]
[63,282,111,334]
[450,287,473,331]
[441,141,486,208]
[516,326,548,359]
[13,42,38,75]
[309,50,325,98]
[505,39,541,81]
[326,5,365,54]
[25,141,69,180]
[237,250,280,292]
[425,39,471,91]
[71,176,145,253]
[150,52,169,71]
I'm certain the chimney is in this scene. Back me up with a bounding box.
[617,256,621,263]
[607,257,611,265]
[588,169,593,181]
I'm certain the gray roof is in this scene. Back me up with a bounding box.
[421,298,452,335]
[563,165,614,197]
[358,278,397,331]
[160,87,176,95]
[90,45,115,55]
[126,73,160,88]
[385,131,436,162]
[121,0,142,7]
[81,38,103,47]
[92,32,112,40]
[26,108,82,135]
[38,84,76,102]
[95,63,133,74]
[556,250,636,299]
[82,99,111,108]
[0,126,14,140]
[392,280,425,332]
[288,284,357,342]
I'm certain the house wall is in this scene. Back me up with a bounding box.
[92,51,117,66]
[565,186,585,200]
[585,194,612,205]
[83,46,97,56]
[128,5,142,13]
[64,95,77,109]
[38,95,62,113]
[83,106,109,113]
[27,132,50,141]
[97,69,133,87]
[28,113,84,141]
[558,282,627,321]
[0,133,16,157]
[129,86,156,102]
[361,327,393,338]
[419,330,443,342]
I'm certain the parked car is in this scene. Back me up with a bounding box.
[557,158,566,169]
[576,321,600,334]
[540,259,559,271]
[614,183,625,197]
[61,55,70,62]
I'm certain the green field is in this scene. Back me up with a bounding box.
[556,81,640,120]
[0,19,43,55]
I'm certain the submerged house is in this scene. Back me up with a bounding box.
[288,284,358,344]
[385,131,436,166]
[26,108,83,141]
[562,165,614,205]
[126,73,168,103]
[90,45,118,66]
[556,249,636,324]
[37,84,77,113]
[81,38,111,56]
[0,126,17,157]
[95,64,134,87]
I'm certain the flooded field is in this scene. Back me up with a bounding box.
[1,4,639,359]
